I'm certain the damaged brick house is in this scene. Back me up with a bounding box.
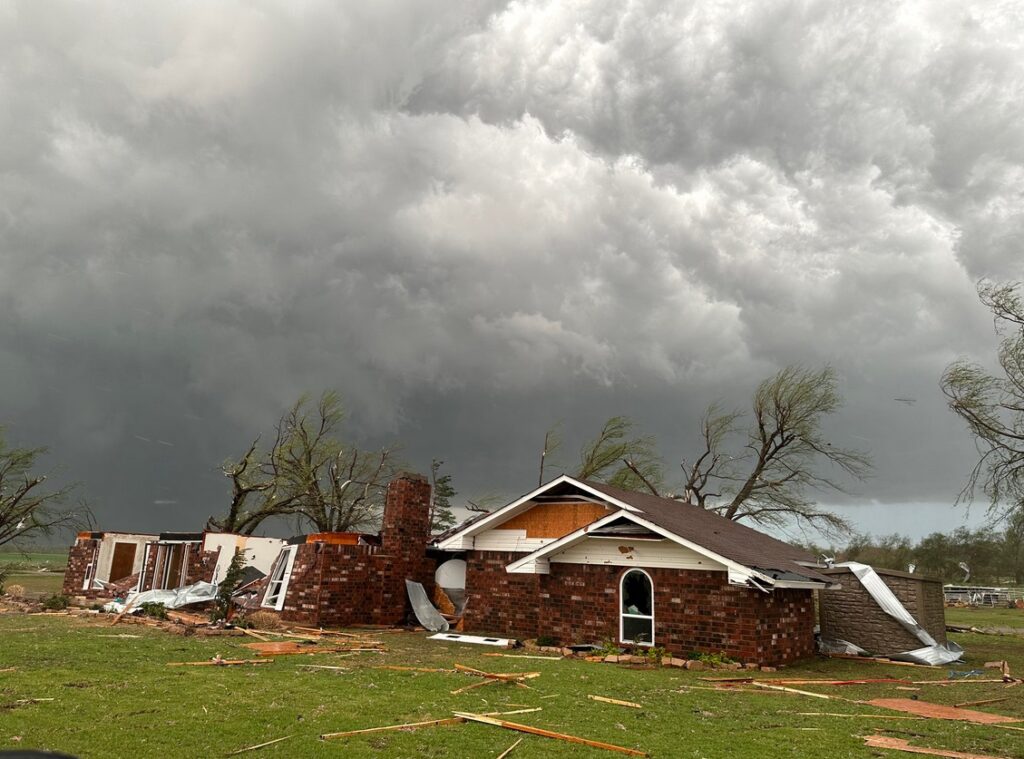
[63,530,284,599]
[435,475,836,666]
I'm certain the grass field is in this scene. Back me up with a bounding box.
[945,605,1024,631]
[0,551,68,599]
[1,615,1023,758]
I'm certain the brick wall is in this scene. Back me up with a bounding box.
[62,537,98,596]
[463,551,816,666]
[276,472,435,628]
[818,566,947,656]
[186,548,221,585]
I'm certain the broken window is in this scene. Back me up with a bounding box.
[263,546,297,611]
[620,569,654,646]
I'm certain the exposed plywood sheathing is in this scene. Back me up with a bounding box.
[867,698,1021,724]
[498,501,610,539]
[305,532,365,545]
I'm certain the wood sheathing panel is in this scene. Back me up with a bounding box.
[498,501,610,539]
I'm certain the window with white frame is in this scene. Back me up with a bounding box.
[262,546,297,610]
[620,569,654,646]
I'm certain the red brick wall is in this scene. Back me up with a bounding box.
[463,551,815,666]
[62,538,98,596]
[276,472,436,628]
[186,548,221,585]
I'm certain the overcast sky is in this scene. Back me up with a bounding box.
[2,1,1022,543]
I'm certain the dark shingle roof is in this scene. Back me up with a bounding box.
[579,480,831,584]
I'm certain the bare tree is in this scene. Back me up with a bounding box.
[574,416,664,494]
[207,391,399,535]
[942,281,1024,522]
[676,366,870,536]
[0,429,77,547]
[272,391,399,533]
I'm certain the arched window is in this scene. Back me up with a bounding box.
[620,569,654,646]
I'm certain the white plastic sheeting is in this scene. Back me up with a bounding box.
[405,580,449,632]
[835,562,963,666]
[103,581,218,614]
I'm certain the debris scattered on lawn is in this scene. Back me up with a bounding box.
[406,579,449,632]
[373,666,456,674]
[749,683,841,700]
[701,677,909,686]
[862,735,1009,759]
[453,712,648,756]
[865,698,1021,724]
[319,708,541,740]
[167,656,272,667]
[496,737,524,759]
[241,641,384,656]
[484,653,562,661]
[297,665,350,672]
[588,695,642,709]
[225,735,292,755]
[454,664,540,688]
[954,697,1011,709]
[791,712,925,721]
[824,653,938,669]
[430,633,514,647]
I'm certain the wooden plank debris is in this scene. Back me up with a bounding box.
[862,735,1009,759]
[225,735,292,755]
[496,738,524,759]
[454,664,541,683]
[373,666,456,673]
[588,695,642,709]
[954,697,1011,709]
[791,712,925,721]
[701,677,909,686]
[320,709,541,740]
[866,698,1021,724]
[749,683,837,700]
[297,665,349,671]
[824,653,937,668]
[484,653,563,661]
[237,628,271,642]
[241,641,383,656]
[454,712,648,756]
[167,657,272,667]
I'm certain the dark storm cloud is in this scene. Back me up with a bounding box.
[1,0,1021,537]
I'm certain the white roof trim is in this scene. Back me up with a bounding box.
[436,475,638,550]
[505,509,772,584]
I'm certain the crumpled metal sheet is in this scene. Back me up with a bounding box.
[405,579,449,632]
[835,562,963,666]
[818,637,867,656]
[103,581,218,614]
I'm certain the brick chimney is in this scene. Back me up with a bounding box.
[380,471,432,561]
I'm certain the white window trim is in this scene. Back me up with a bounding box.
[263,546,297,611]
[619,569,655,647]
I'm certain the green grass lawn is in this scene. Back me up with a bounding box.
[1,615,1023,758]
[1,551,68,599]
[946,605,1024,631]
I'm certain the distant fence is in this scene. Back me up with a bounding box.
[943,584,1024,606]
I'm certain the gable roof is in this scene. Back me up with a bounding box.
[577,480,828,582]
[438,475,830,585]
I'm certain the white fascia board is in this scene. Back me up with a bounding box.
[505,509,770,585]
[772,579,833,590]
[436,475,636,551]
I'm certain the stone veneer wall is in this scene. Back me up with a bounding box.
[818,566,947,655]
[463,551,816,666]
[276,472,435,627]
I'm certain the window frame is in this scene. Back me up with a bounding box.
[619,568,655,647]
[262,546,297,611]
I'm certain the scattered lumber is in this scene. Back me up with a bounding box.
[749,683,838,700]
[454,712,648,756]
[954,697,1011,709]
[866,698,1022,724]
[297,665,349,671]
[484,653,562,661]
[292,626,362,638]
[454,663,541,683]
[167,657,272,667]
[320,708,541,740]
[374,666,456,673]
[237,628,271,642]
[225,735,292,755]
[241,641,383,656]
[451,679,500,695]
[496,738,523,759]
[791,712,924,720]
[824,653,936,668]
[588,695,642,709]
[862,735,1009,759]
[166,610,209,626]
[701,677,909,686]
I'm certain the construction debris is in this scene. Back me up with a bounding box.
[225,735,292,755]
[495,738,524,759]
[430,633,514,647]
[862,735,1009,759]
[749,683,838,700]
[320,708,541,740]
[454,712,648,756]
[240,641,384,656]
[866,698,1021,724]
[167,657,272,667]
[588,695,642,709]
[954,697,1011,709]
